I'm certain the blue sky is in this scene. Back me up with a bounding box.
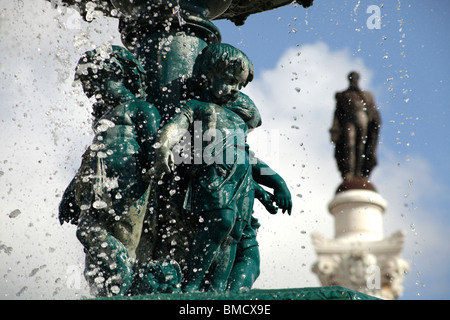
[0,0,449,300]
[215,0,450,170]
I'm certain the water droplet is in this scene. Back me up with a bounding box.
[97,151,107,159]
[93,200,107,209]
[8,209,21,218]
[29,268,40,277]
[111,285,120,294]
[16,286,28,297]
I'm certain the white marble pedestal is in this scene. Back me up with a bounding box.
[312,188,409,300]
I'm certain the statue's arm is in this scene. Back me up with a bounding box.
[252,157,292,215]
[152,111,191,176]
[365,92,381,125]
[329,111,340,144]
[246,103,262,130]
[253,181,278,214]
[133,101,161,166]
[330,93,342,143]
[105,79,136,104]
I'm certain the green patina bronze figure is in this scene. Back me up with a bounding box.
[58,43,291,297]
[44,0,386,302]
[50,0,309,298]
[227,94,292,291]
[152,43,291,293]
[59,45,181,296]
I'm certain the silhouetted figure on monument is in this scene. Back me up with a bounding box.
[330,72,381,192]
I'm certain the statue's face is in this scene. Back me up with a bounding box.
[208,65,249,105]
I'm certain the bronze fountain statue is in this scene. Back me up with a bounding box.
[54,0,309,297]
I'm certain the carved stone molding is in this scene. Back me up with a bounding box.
[312,231,409,300]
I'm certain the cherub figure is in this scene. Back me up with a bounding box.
[214,93,293,292]
[153,43,292,292]
[59,45,180,296]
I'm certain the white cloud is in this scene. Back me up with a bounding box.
[372,147,450,298]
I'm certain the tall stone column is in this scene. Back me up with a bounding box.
[311,187,410,299]
[313,72,410,299]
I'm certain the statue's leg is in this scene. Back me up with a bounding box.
[362,121,379,177]
[182,208,236,293]
[203,235,239,292]
[129,259,182,295]
[354,112,369,177]
[227,216,261,291]
[76,211,134,296]
[108,186,150,261]
[227,245,260,291]
[341,123,356,180]
[205,191,256,292]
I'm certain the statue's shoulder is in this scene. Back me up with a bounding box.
[360,90,375,105]
[362,90,374,99]
[185,99,216,111]
[178,99,216,123]
[335,91,345,101]
[227,92,262,129]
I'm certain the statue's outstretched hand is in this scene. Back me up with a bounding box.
[259,190,278,215]
[153,145,174,178]
[273,187,292,215]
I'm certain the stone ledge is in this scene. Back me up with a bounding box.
[99,286,380,300]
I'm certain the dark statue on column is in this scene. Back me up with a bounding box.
[330,71,381,193]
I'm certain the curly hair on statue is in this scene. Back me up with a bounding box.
[191,43,254,89]
[75,45,147,119]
